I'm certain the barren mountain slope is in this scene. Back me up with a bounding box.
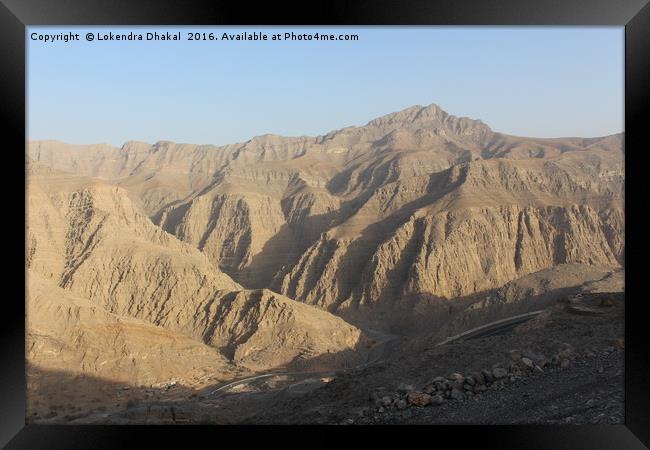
[27,269,242,387]
[28,103,624,332]
[26,162,364,372]
[276,155,623,330]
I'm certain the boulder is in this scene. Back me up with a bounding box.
[470,371,485,385]
[482,369,494,384]
[448,373,464,383]
[423,384,436,395]
[407,392,432,407]
[521,357,534,369]
[508,350,522,361]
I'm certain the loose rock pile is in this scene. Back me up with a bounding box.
[365,339,624,415]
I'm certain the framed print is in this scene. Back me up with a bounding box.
[1,0,648,447]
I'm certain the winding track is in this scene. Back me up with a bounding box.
[205,311,543,398]
[434,310,545,346]
[205,329,400,398]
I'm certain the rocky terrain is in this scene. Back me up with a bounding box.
[26,163,366,389]
[25,103,624,424]
[42,290,623,425]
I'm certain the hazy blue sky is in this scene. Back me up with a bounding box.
[28,27,623,146]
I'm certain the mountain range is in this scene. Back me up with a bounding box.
[26,103,624,394]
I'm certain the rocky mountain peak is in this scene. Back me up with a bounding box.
[366,104,443,127]
[365,103,493,145]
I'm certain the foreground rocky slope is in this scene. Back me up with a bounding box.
[28,103,624,333]
[49,288,624,425]
[241,290,626,425]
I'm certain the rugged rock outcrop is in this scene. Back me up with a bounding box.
[275,155,623,330]
[26,163,364,372]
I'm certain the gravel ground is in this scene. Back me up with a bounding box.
[243,292,624,425]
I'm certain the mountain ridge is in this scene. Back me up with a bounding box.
[28,102,623,151]
[27,102,624,335]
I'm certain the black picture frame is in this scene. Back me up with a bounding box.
[2,0,648,447]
